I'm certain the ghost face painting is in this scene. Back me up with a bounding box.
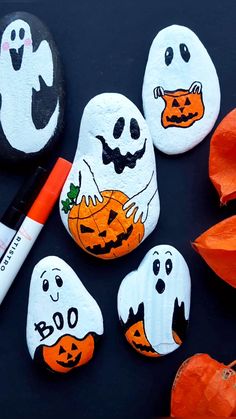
[60,93,160,259]
[26,256,104,373]
[118,245,191,357]
[143,25,220,154]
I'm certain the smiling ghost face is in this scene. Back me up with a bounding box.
[40,267,63,303]
[1,19,32,71]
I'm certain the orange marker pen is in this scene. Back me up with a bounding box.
[0,158,72,304]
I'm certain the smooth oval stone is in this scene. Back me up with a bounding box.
[142,25,221,155]
[117,245,191,357]
[26,256,103,373]
[0,11,64,163]
[60,93,160,260]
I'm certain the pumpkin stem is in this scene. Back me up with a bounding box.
[228,360,236,369]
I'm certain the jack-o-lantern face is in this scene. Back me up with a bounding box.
[161,89,204,128]
[68,190,144,259]
[125,320,160,357]
[41,334,95,373]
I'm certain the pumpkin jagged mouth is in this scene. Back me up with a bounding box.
[166,112,198,124]
[132,341,157,353]
[56,351,82,368]
[86,225,133,255]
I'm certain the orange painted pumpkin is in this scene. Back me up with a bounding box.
[209,108,236,204]
[41,334,95,373]
[125,320,160,358]
[171,354,236,417]
[161,89,204,129]
[68,190,144,259]
[192,215,236,288]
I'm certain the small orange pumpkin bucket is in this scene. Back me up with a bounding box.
[171,354,236,417]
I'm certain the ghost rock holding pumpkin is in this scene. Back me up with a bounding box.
[26,256,104,373]
[117,245,191,357]
[60,93,160,260]
[142,24,220,154]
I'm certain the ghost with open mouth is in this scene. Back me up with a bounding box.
[60,93,160,260]
[0,12,63,161]
[26,256,104,373]
[142,25,220,154]
[118,245,191,357]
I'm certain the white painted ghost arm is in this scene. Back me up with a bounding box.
[118,271,142,324]
[123,171,158,223]
[32,40,53,91]
[175,264,191,320]
[189,81,202,94]
[77,158,103,206]
[153,86,165,98]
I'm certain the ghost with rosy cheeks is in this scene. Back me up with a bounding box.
[0,17,59,153]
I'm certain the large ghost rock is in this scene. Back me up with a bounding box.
[0,11,64,163]
[60,93,160,260]
[26,256,104,373]
[142,25,221,155]
[117,245,191,357]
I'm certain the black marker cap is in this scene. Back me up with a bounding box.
[1,166,48,229]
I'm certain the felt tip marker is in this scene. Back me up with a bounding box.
[0,166,47,259]
[0,158,72,304]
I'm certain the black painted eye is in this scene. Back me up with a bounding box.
[113,117,125,139]
[19,28,25,40]
[55,275,63,287]
[108,209,117,225]
[59,345,66,355]
[185,97,191,105]
[42,279,49,292]
[165,259,172,275]
[165,47,173,66]
[130,118,140,140]
[80,225,94,233]
[180,43,190,63]
[11,30,16,41]
[153,259,160,276]
[172,99,180,107]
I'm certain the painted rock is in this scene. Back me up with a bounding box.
[142,25,220,155]
[117,245,191,357]
[26,256,103,373]
[60,93,160,260]
[0,12,64,163]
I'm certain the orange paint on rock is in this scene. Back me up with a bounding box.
[42,334,95,373]
[161,89,204,129]
[125,320,160,358]
[209,108,236,204]
[192,215,236,288]
[171,354,236,417]
[68,190,144,259]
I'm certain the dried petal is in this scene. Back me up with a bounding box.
[192,216,236,288]
[209,109,236,204]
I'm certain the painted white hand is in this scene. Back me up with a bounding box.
[123,196,148,224]
[189,81,202,94]
[153,86,165,99]
[77,173,103,206]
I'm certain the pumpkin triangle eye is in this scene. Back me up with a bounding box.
[134,330,141,337]
[108,210,117,225]
[172,99,179,107]
[185,97,191,105]
[71,343,78,351]
[59,345,66,355]
[80,225,94,233]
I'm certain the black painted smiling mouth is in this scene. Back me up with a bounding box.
[86,225,133,255]
[10,45,24,71]
[132,341,157,353]
[96,135,147,174]
[50,292,59,302]
[56,352,82,368]
[166,112,198,124]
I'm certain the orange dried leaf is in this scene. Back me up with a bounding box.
[192,216,236,288]
[171,354,236,417]
[209,108,236,204]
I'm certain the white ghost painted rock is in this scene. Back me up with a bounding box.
[117,245,191,357]
[60,93,160,260]
[142,25,221,155]
[26,256,104,373]
[0,12,64,163]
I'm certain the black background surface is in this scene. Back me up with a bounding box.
[0,1,235,418]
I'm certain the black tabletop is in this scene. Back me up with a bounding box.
[0,1,235,418]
